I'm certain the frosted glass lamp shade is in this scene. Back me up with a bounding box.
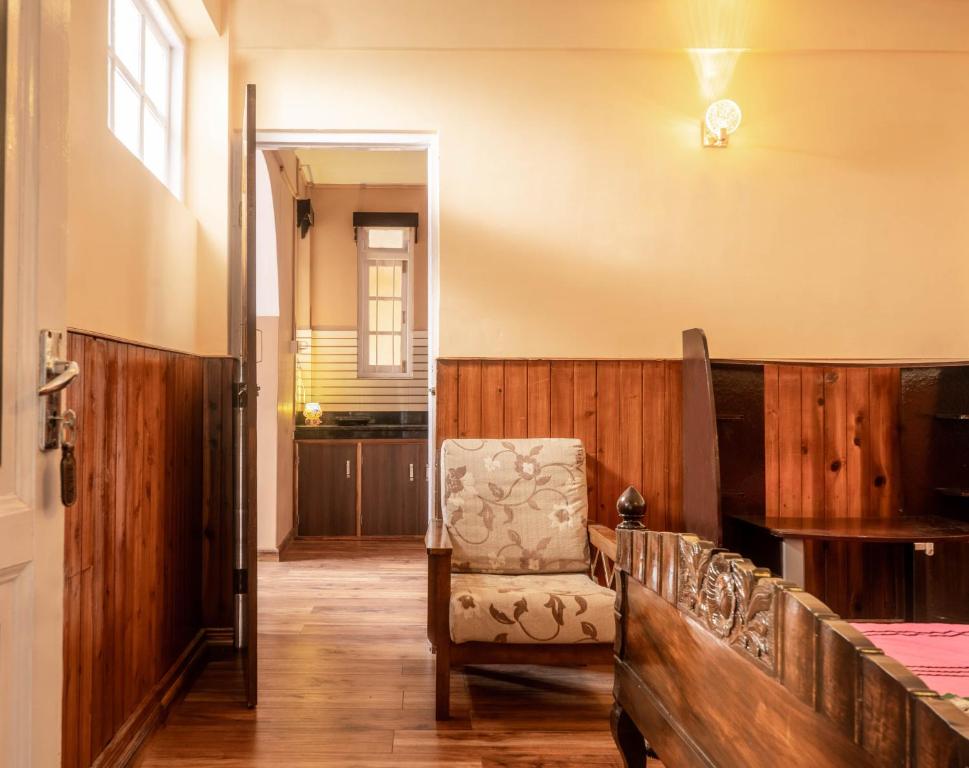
[705,99,743,136]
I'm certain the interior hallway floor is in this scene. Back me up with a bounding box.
[133,539,638,767]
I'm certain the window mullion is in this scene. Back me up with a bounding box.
[138,14,146,159]
[107,59,114,132]
[163,13,175,182]
[109,52,141,96]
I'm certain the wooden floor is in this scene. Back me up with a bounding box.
[133,539,636,767]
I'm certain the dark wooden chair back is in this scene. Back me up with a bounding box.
[682,328,722,544]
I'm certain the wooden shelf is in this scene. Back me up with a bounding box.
[728,513,969,543]
[933,413,969,421]
[935,487,969,498]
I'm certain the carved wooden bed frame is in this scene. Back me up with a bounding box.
[609,489,969,767]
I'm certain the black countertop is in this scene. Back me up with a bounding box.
[295,411,428,441]
[295,424,428,441]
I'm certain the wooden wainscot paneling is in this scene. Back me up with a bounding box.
[438,357,965,622]
[202,357,236,628]
[63,332,233,768]
[761,364,906,618]
[435,359,683,530]
[902,365,969,622]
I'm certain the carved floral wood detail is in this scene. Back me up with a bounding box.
[676,534,781,673]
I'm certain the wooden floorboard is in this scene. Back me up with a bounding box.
[133,539,654,767]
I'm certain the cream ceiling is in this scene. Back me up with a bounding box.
[294,148,427,186]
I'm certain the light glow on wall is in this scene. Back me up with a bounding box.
[682,1,751,148]
[687,48,745,102]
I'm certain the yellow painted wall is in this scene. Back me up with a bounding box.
[230,1,969,359]
[187,35,231,354]
[67,1,229,355]
[309,185,428,331]
[256,150,297,549]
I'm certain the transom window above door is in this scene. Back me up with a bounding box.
[107,0,185,193]
[358,226,414,378]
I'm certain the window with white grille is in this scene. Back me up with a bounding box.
[357,227,414,378]
[108,0,184,193]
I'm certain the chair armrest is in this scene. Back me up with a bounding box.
[426,518,452,555]
[426,519,452,652]
[588,524,617,563]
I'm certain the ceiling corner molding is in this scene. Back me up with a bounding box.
[166,0,223,40]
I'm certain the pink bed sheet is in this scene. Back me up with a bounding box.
[852,623,969,698]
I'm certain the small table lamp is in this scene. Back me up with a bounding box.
[302,402,322,426]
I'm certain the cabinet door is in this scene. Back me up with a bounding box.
[297,443,358,536]
[361,443,425,535]
[418,442,428,529]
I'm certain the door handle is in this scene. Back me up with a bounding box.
[409,463,415,482]
[346,460,351,479]
[38,360,79,396]
[39,330,80,450]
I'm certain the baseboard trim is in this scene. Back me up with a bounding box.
[278,527,295,559]
[257,527,296,562]
[90,627,232,768]
[205,626,235,648]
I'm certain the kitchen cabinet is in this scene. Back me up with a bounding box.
[361,442,427,535]
[295,439,428,537]
[296,442,358,536]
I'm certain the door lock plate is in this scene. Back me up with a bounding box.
[39,330,80,450]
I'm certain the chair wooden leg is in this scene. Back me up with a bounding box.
[611,701,649,767]
[435,642,450,720]
[428,549,452,719]
[427,555,437,652]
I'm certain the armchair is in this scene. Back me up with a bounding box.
[426,438,619,719]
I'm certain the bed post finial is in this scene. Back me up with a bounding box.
[616,486,646,530]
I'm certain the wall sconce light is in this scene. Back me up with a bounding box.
[302,402,323,426]
[702,99,742,147]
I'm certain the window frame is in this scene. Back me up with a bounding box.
[356,226,415,380]
[107,0,185,195]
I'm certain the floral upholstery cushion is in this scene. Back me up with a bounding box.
[449,572,615,645]
[440,438,590,574]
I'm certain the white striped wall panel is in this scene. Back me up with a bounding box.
[296,328,429,412]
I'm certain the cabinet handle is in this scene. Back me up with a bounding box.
[409,463,415,482]
[346,459,351,479]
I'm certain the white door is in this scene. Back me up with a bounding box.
[0,0,71,765]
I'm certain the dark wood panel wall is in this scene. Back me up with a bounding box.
[62,332,233,768]
[763,365,903,520]
[201,357,236,628]
[902,367,969,621]
[760,364,907,617]
[435,360,683,531]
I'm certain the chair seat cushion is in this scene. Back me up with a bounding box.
[449,572,615,645]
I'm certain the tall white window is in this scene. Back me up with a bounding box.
[357,227,414,378]
[108,0,184,193]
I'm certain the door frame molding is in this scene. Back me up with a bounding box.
[254,130,441,526]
